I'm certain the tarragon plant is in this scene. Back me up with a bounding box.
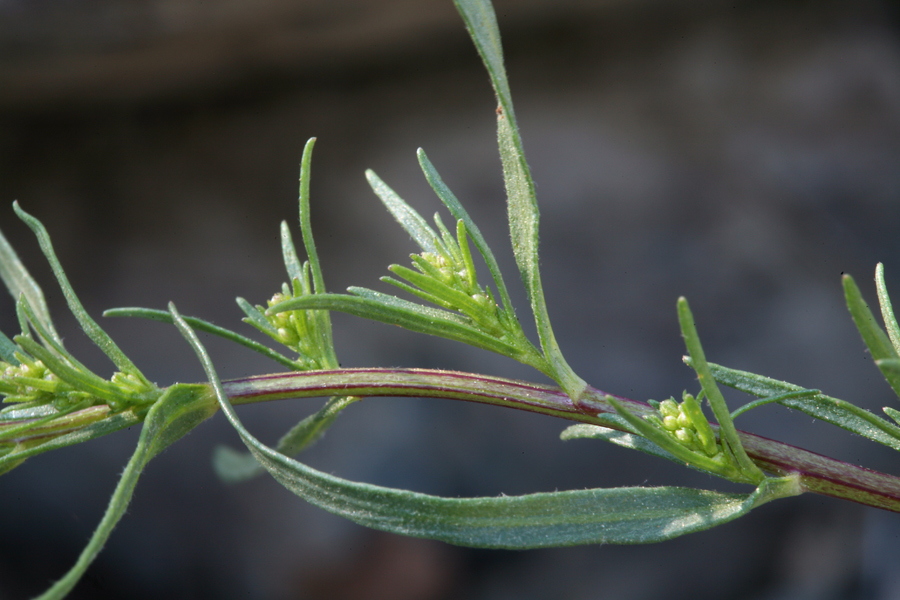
[3,1,900,597]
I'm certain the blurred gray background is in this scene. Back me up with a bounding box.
[1,0,900,598]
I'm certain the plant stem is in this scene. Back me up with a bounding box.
[224,368,900,513]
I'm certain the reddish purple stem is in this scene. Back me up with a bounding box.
[223,367,900,513]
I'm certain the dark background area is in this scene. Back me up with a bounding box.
[2,0,900,598]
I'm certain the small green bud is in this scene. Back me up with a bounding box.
[268,292,288,307]
[277,327,299,345]
[659,399,679,417]
[677,411,692,429]
[674,428,695,445]
[662,415,679,431]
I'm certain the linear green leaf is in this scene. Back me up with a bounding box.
[103,307,298,370]
[730,389,821,420]
[877,359,900,403]
[700,359,900,451]
[0,220,61,345]
[296,137,339,370]
[382,275,454,311]
[298,138,325,294]
[349,287,473,327]
[13,203,150,385]
[236,297,278,336]
[454,0,511,115]
[844,274,900,398]
[417,149,514,315]
[562,423,684,465]
[174,306,797,547]
[18,294,79,364]
[33,383,216,599]
[15,336,123,405]
[389,264,485,315]
[876,263,900,356]
[844,274,899,361]
[266,292,521,359]
[453,0,584,401]
[678,298,764,484]
[365,170,438,254]
[884,406,900,426]
[251,462,784,547]
[280,221,304,287]
[0,328,20,364]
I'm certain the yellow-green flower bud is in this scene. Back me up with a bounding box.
[659,399,679,418]
[675,428,695,445]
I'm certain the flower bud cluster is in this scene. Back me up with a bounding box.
[387,218,506,338]
[419,251,476,295]
[0,357,87,410]
[263,287,326,370]
[649,392,720,458]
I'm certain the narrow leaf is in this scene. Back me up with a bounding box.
[104,307,298,370]
[877,359,900,402]
[0,221,61,345]
[454,0,512,117]
[844,274,899,361]
[267,292,521,359]
[730,389,821,420]
[417,149,514,315]
[174,307,799,547]
[15,336,123,405]
[389,265,484,315]
[13,203,150,385]
[349,287,472,327]
[298,138,326,295]
[33,383,216,599]
[678,298,764,483]
[296,138,339,369]
[844,274,900,398]
[17,294,77,364]
[453,0,585,402]
[700,359,900,451]
[280,221,304,286]
[0,327,20,364]
[365,170,438,254]
[236,297,278,336]
[382,275,455,311]
[561,423,684,465]
[876,263,900,356]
